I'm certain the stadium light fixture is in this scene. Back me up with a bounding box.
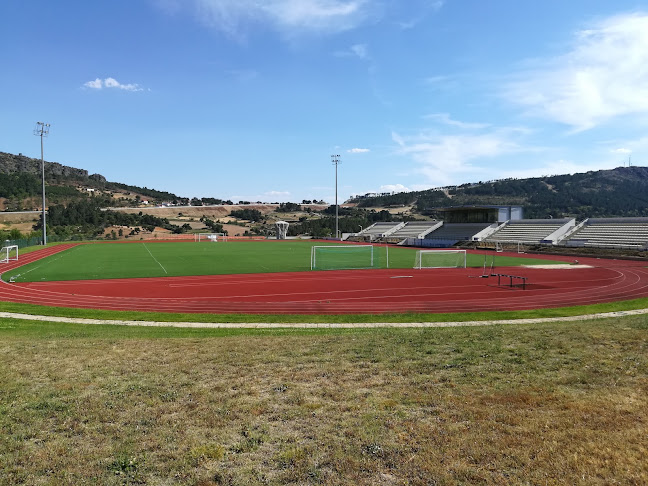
[331,154,341,238]
[34,122,50,245]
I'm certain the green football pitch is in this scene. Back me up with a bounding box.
[2,241,563,283]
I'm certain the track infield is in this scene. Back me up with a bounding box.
[1,242,647,314]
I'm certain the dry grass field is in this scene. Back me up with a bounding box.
[108,204,327,219]
[1,317,647,485]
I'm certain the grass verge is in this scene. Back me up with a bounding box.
[1,316,646,484]
[1,297,648,324]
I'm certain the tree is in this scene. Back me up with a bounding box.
[230,208,263,222]
[277,202,302,212]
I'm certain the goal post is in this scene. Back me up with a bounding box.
[414,249,466,269]
[311,245,377,270]
[196,233,228,242]
[517,240,535,254]
[0,245,18,263]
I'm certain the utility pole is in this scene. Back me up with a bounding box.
[34,122,50,245]
[331,154,341,238]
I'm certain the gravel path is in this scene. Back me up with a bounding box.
[1,308,647,329]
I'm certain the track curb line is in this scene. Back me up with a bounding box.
[1,308,647,328]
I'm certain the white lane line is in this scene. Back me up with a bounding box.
[3,246,79,282]
[143,243,168,274]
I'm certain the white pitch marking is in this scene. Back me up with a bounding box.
[143,243,168,274]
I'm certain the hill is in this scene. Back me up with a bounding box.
[350,166,648,219]
[0,151,183,210]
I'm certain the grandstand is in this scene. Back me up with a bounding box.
[423,223,494,247]
[384,221,441,242]
[560,217,648,249]
[354,222,403,241]
[351,205,648,252]
[476,219,574,244]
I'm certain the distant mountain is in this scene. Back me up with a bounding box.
[0,151,106,183]
[0,151,182,210]
[350,166,648,219]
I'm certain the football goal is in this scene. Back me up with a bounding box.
[0,245,18,263]
[195,233,228,242]
[311,245,377,270]
[276,221,289,240]
[517,241,537,254]
[414,249,466,269]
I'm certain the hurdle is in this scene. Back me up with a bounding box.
[492,273,528,290]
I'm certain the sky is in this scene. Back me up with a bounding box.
[2,1,648,204]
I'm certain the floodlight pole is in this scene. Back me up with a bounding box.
[34,122,50,245]
[331,154,341,238]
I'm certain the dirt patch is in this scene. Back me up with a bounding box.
[222,223,246,236]
[108,205,274,219]
[0,221,37,232]
[0,211,40,224]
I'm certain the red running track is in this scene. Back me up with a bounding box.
[1,245,648,314]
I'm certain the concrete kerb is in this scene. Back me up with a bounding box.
[1,308,647,329]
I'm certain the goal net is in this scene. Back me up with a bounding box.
[276,221,289,240]
[196,233,228,242]
[414,249,466,269]
[0,245,18,263]
[311,245,376,270]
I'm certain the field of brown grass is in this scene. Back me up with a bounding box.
[1,317,646,484]
[109,204,327,219]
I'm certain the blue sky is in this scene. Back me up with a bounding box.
[2,1,648,203]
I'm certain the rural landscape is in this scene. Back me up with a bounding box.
[1,149,647,484]
[3,1,648,484]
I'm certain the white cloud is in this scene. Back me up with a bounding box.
[600,135,648,159]
[83,77,143,91]
[350,43,368,59]
[167,0,371,38]
[498,159,614,181]
[379,183,409,193]
[396,0,444,29]
[351,183,411,199]
[424,113,490,130]
[505,13,648,131]
[83,78,103,89]
[347,148,370,153]
[611,147,632,154]
[392,128,530,186]
[232,190,292,202]
[334,43,369,59]
[264,0,367,30]
[424,75,450,84]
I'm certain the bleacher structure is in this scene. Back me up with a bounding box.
[345,204,648,252]
[384,221,441,242]
[422,223,494,247]
[350,221,442,243]
[559,217,648,249]
[355,222,402,240]
[475,219,575,245]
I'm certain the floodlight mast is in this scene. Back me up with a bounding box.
[34,122,50,245]
[331,154,341,238]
